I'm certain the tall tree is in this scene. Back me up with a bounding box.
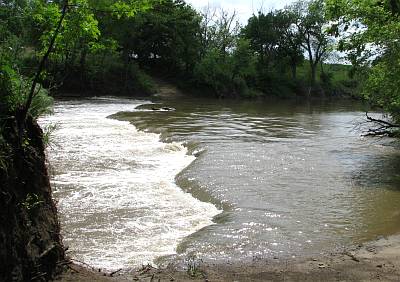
[194,8,257,97]
[1,0,158,127]
[327,0,400,127]
[275,9,304,79]
[199,7,240,58]
[289,0,330,85]
[242,11,282,67]
[111,0,201,75]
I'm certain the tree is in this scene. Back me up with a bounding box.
[193,38,257,98]
[108,0,201,76]
[0,0,159,138]
[289,0,330,85]
[326,0,400,127]
[242,11,282,67]
[194,8,258,97]
[275,9,304,79]
[241,9,305,93]
[23,0,69,126]
[198,7,241,61]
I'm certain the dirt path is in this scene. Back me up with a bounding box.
[152,78,184,99]
[56,235,400,281]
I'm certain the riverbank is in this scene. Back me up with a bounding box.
[56,234,400,281]
[0,116,65,281]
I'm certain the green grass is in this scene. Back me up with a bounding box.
[296,62,352,84]
[0,131,10,173]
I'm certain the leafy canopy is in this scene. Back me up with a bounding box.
[326,0,400,122]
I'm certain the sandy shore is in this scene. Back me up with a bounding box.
[55,234,400,281]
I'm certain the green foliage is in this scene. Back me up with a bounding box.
[0,0,353,101]
[240,1,335,93]
[0,62,22,116]
[326,0,400,122]
[42,123,58,148]
[20,193,44,211]
[134,68,157,94]
[200,7,240,56]
[242,11,283,65]
[193,39,258,97]
[0,132,10,173]
[185,255,201,278]
[363,51,400,121]
[109,0,158,18]
[0,62,53,119]
[232,39,257,81]
[290,0,331,84]
[193,9,260,97]
[110,0,201,74]
[30,89,54,119]
[32,0,164,95]
[194,48,233,96]
[83,48,156,95]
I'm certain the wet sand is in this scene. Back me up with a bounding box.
[56,234,400,281]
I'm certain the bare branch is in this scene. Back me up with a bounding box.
[365,112,400,128]
[361,112,400,137]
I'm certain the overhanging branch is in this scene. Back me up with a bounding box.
[365,112,400,128]
[363,112,399,137]
[21,0,69,122]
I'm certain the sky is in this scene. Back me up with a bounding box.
[185,0,298,24]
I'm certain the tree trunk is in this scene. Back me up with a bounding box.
[320,60,325,76]
[79,47,88,87]
[23,1,68,120]
[291,63,297,80]
[19,0,68,142]
[310,62,317,85]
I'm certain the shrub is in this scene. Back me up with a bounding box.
[0,62,53,120]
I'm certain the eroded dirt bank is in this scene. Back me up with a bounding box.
[0,117,65,281]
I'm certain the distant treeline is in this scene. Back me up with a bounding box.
[1,0,356,100]
[1,0,400,131]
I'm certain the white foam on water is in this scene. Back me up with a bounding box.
[39,97,220,270]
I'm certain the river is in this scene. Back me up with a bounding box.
[40,96,400,270]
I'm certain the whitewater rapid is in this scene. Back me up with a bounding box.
[39,97,220,270]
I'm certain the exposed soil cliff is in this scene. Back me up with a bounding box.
[0,116,65,281]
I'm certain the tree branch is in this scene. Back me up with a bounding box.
[21,0,68,122]
[363,112,400,137]
[365,112,400,128]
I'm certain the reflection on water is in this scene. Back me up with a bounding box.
[116,97,400,263]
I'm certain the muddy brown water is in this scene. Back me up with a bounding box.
[117,97,400,264]
[42,96,400,269]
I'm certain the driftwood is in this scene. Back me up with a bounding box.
[66,264,80,273]
[363,112,399,137]
[70,258,95,269]
[344,251,360,262]
[109,268,123,277]
[30,272,47,281]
